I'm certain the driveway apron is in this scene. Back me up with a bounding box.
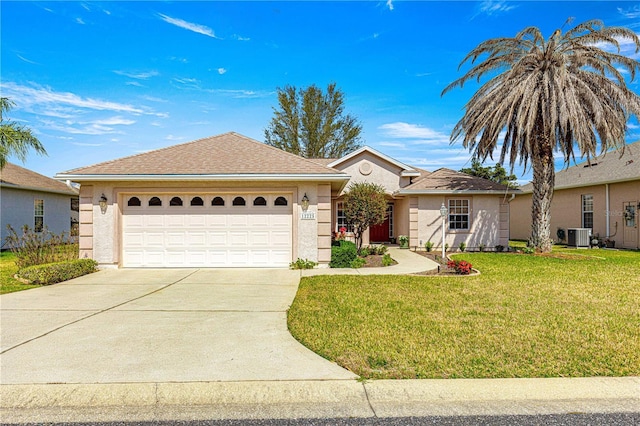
[0,269,356,384]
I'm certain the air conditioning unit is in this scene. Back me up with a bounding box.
[567,228,591,248]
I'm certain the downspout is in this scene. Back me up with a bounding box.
[606,184,610,238]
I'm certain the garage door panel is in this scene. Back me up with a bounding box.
[123,194,292,267]
[145,233,165,247]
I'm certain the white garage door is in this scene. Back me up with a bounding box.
[122,194,292,267]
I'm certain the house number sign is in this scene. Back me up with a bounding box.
[300,211,316,220]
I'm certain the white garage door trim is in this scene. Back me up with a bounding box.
[122,193,292,268]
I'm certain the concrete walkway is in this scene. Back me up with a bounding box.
[2,250,638,422]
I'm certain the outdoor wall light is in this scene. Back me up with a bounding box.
[99,194,108,214]
[301,193,310,212]
[440,202,448,260]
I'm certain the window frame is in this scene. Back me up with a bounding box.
[447,198,470,231]
[336,201,353,232]
[582,194,594,229]
[34,199,44,232]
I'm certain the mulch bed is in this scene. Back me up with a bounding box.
[362,254,397,268]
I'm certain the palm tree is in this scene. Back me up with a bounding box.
[0,97,47,169]
[443,20,640,252]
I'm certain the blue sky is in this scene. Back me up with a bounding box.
[2,1,639,184]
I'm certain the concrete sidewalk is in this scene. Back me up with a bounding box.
[2,377,638,423]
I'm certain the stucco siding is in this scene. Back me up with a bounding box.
[416,195,504,250]
[608,180,640,249]
[1,187,73,245]
[336,152,406,194]
[509,184,632,244]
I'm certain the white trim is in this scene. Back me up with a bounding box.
[54,173,350,182]
[0,183,78,196]
[328,146,419,175]
[396,189,518,195]
[518,177,639,194]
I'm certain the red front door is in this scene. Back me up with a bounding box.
[369,218,390,242]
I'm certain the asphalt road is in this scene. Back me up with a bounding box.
[10,413,640,426]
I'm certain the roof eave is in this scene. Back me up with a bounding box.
[517,176,639,194]
[396,189,520,195]
[0,182,78,196]
[328,146,418,173]
[54,173,351,182]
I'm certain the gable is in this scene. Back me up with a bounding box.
[331,150,413,194]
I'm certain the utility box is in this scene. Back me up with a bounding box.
[567,228,591,248]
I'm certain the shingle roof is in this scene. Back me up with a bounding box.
[519,141,640,193]
[1,163,77,195]
[399,168,512,193]
[60,132,344,176]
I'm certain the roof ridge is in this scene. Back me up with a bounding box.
[235,133,343,174]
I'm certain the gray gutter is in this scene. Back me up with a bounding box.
[395,189,520,195]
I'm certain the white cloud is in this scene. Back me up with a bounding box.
[16,54,39,65]
[618,6,640,19]
[217,68,227,75]
[386,0,394,12]
[71,142,104,147]
[1,82,146,114]
[232,34,250,41]
[75,17,85,25]
[378,122,451,145]
[141,95,168,103]
[126,81,143,87]
[165,134,184,141]
[205,88,271,99]
[478,1,516,16]
[158,13,219,39]
[114,70,159,79]
[92,117,135,126]
[378,142,406,149]
[172,77,201,89]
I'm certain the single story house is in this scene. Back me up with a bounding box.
[1,162,79,247]
[55,132,515,268]
[510,140,640,249]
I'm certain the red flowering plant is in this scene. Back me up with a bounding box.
[447,259,473,275]
[334,226,347,241]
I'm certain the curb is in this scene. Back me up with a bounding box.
[2,377,639,422]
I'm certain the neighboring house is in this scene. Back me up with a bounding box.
[510,140,640,249]
[1,162,79,247]
[55,132,515,268]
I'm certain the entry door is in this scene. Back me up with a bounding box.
[622,201,639,249]
[369,204,393,243]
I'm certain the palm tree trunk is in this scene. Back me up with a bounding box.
[530,134,555,253]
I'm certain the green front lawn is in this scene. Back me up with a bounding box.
[0,251,42,294]
[288,248,639,379]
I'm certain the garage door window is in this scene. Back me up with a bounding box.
[275,196,288,206]
[149,197,162,207]
[128,197,141,207]
[253,196,267,206]
[190,196,204,206]
[212,196,225,206]
[170,197,183,206]
[233,196,246,206]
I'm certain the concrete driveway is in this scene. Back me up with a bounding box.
[0,269,356,384]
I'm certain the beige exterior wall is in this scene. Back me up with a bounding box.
[416,194,507,250]
[510,180,639,248]
[78,180,334,267]
[336,152,410,194]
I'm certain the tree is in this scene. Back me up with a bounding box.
[460,159,518,188]
[0,97,47,169]
[343,182,387,251]
[442,20,640,252]
[264,83,363,158]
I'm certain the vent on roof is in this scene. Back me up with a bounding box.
[583,162,598,168]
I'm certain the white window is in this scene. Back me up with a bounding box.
[34,199,44,232]
[336,201,352,232]
[582,194,593,229]
[448,199,470,230]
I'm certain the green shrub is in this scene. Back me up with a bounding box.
[5,225,78,269]
[398,235,409,248]
[479,244,485,252]
[495,244,505,252]
[522,246,535,255]
[375,245,388,255]
[381,253,394,267]
[350,257,367,269]
[290,258,317,270]
[359,246,371,257]
[459,241,467,252]
[330,240,358,268]
[424,240,434,252]
[17,259,97,285]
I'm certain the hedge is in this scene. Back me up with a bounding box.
[330,240,358,268]
[17,259,98,285]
